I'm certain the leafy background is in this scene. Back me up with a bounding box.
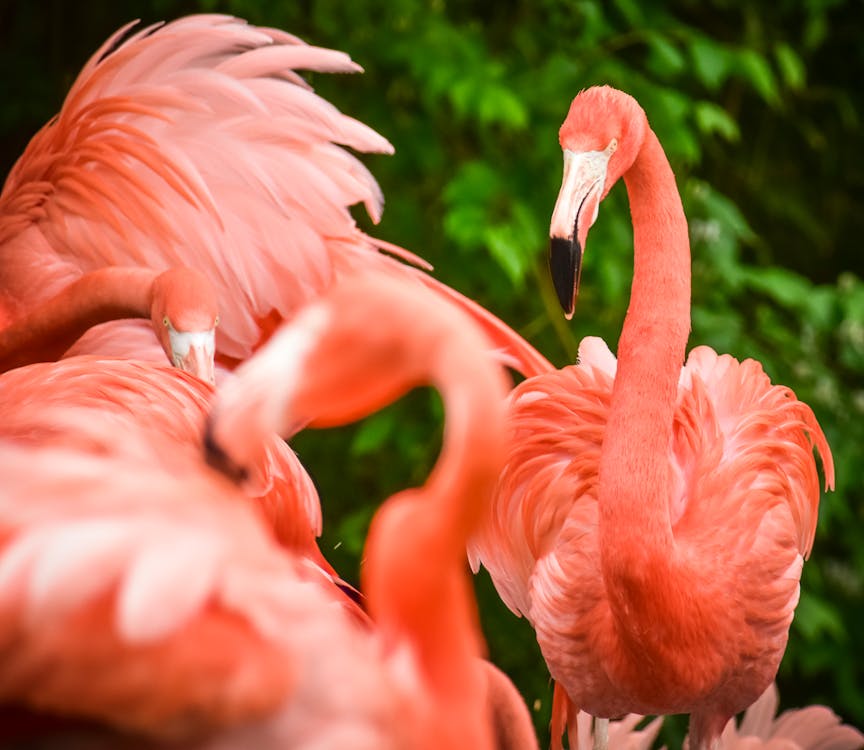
[1,0,862,745]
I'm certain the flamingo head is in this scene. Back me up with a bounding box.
[149,268,219,384]
[550,86,647,318]
[203,276,449,487]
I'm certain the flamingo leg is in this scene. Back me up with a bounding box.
[593,717,609,750]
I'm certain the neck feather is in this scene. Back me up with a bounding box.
[0,267,159,372]
[598,126,691,577]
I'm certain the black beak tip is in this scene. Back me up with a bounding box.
[549,236,581,317]
[203,416,249,484]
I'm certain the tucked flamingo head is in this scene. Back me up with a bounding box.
[149,268,219,384]
[550,86,648,317]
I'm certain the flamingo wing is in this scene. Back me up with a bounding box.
[0,15,390,360]
[0,15,551,379]
[0,436,325,738]
[0,358,323,560]
[469,339,613,618]
[675,346,833,558]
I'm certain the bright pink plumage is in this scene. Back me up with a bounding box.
[0,276,533,749]
[562,684,863,750]
[0,357,325,570]
[0,14,548,379]
[469,86,834,750]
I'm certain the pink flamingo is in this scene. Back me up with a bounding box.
[0,14,548,380]
[469,86,834,750]
[0,266,219,381]
[0,356,324,569]
[0,275,536,749]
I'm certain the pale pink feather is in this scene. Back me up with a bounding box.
[469,336,833,721]
[717,684,864,750]
[0,357,324,558]
[0,14,549,380]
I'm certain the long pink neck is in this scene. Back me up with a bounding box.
[597,127,691,605]
[0,267,159,372]
[362,329,506,750]
[429,349,508,550]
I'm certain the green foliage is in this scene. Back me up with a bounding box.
[1,0,862,745]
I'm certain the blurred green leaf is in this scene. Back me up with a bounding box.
[483,202,542,285]
[774,42,806,90]
[646,33,687,77]
[688,36,732,90]
[740,267,813,309]
[351,411,396,456]
[736,49,780,104]
[693,101,740,141]
[794,590,847,643]
[478,85,529,130]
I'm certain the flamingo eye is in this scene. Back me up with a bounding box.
[163,316,170,327]
[214,315,220,327]
[606,138,619,155]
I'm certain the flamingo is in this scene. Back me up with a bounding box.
[0,356,325,570]
[0,275,536,749]
[0,14,549,380]
[0,266,219,381]
[204,273,518,749]
[468,86,834,750]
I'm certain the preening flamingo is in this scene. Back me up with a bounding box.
[0,266,219,381]
[469,86,834,750]
[0,276,536,749]
[0,14,549,380]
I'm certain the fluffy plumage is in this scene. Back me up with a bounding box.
[0,14,549,378]
[469,86,834,750]
[0,276,531,749]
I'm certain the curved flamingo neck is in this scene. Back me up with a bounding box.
[597,126,691,600]
[361,330,505,749]
[428,349,507,548]
[372,336,505,640]
[0,267,160,372]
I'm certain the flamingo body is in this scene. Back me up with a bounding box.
[476,337,831,721]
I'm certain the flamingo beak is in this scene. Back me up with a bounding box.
[549,147,612,319]
[202,416,249,483]
[169,328,217,384]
